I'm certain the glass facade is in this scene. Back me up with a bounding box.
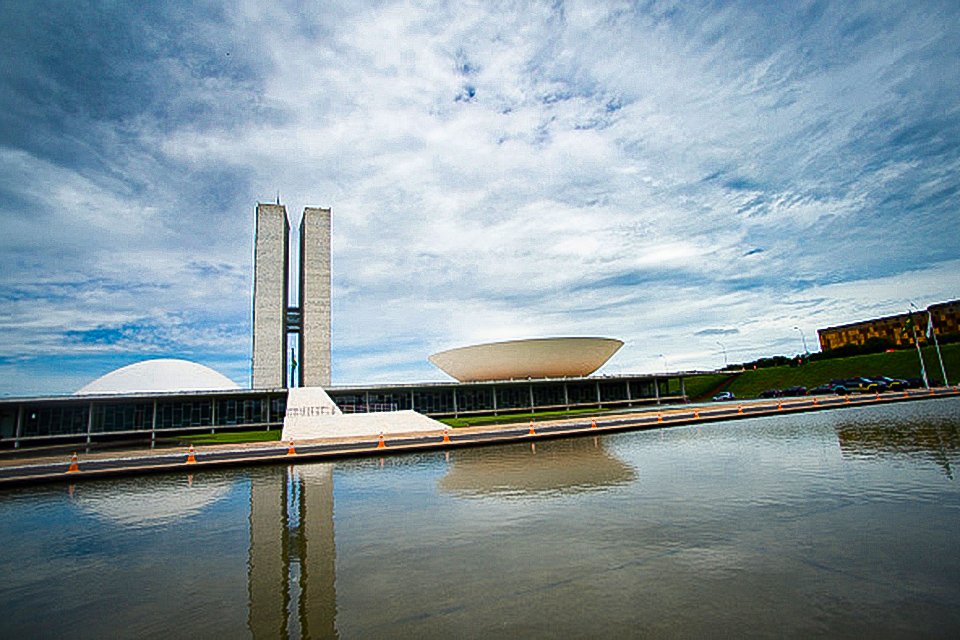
[22,404,89,437]
[1,375,682,446]
[455,387,494,413]
[157,399,212,429]
[328,376,676,418]
[93,403,152,433]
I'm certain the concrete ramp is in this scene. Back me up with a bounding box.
[281,387,445,441]
[282,410,446,442]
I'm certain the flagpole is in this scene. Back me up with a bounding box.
[908,305,929,389]
[927,309,948,386]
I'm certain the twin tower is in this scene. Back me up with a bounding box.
[252,203,331,389]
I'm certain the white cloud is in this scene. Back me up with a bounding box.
[1,0,958,394]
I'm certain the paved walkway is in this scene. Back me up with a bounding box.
[1,387,957,487]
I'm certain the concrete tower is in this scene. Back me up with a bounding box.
[252,204,289,389]
[251,202,331,389]
[299,207,332,388]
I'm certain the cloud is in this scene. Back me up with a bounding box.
[1,0,959,395]
[694,329,741,337]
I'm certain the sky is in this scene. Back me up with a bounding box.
[1,0,959,396]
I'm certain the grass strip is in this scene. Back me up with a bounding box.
[171,430,283,445]
[439,407,611,428]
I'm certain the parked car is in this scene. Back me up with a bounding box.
[781,386,807,397]
[759,388,782,398]
[872,376,905,391]
[854,377,885,393]
[809,383,840,395]
[712,391,735,402]
[829,379,852,394]
[834,377,881,394]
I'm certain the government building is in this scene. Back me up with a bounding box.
[817,299,960,352]
[0,203,690,448]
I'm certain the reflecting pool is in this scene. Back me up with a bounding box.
[2,398,959,638]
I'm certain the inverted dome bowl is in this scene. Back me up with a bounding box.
[428,337,623,382]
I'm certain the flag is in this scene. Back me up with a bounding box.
[926,313,934,339]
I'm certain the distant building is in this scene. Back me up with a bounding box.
[817,299,960,352]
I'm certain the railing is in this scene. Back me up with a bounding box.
[338,403,399,414]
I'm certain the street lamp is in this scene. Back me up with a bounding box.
[716,341,728,369]
[657,354,668,373]
[792,326,809,356]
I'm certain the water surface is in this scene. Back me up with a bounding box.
[1,398,959,638]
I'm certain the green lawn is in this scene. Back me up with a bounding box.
[440,407,610,428]
[686,342,958,400]
[172,429,283,445]
[681,373,737,401]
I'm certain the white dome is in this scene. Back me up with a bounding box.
[76,475,233,527]
[75,358,240,395]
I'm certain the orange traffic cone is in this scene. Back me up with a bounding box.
[591,419,597,429]
[737,405,744,415]
[442,429,451,443]
[777,400,783,411]
[67,452,80,474]
[903,390,909,398]
[693,409,700,419]
[377,432,386,449]
[528,420,537,435]
[186,445,197,464]
[657,412,663,423]
[287,441,297,456]
[875,392,880,401]
[812,397,818,406]
[845,394,851,404]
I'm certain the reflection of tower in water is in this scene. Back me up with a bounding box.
[248,464,337,639]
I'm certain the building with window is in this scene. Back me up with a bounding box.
[817,299,960,352]
[0,373,689,448]
[0,201,686,448]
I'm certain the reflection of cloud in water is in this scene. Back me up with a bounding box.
[75,475,232,527]
[835,413,960,478]
[439,437,635,499]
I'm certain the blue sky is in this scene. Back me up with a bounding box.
[1,0,959,396]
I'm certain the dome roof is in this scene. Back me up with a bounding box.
[428,337,623,382]
[75,358,240,395]
[76,475,232,527]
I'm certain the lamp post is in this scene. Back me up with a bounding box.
[908,303,929,389]
[716,341,728,369]
[792,326,809,356]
